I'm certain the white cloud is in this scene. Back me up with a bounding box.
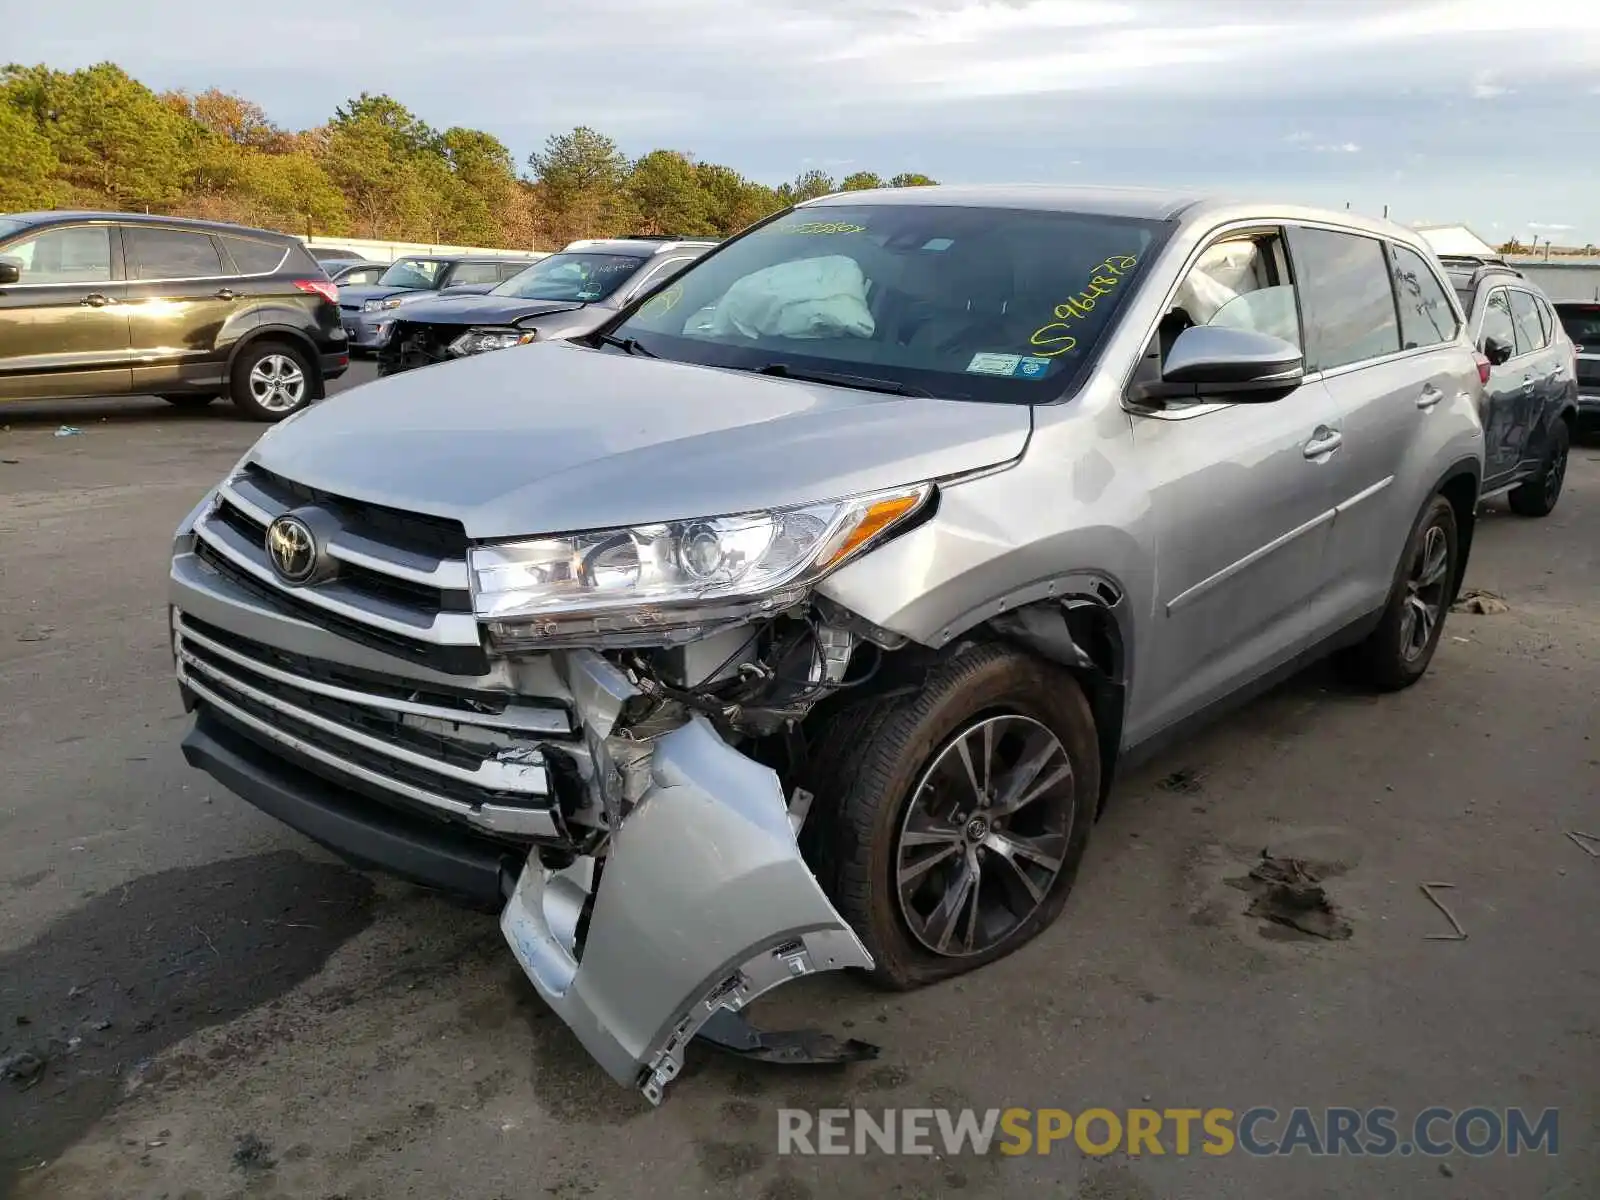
[1528,222,1573,231]
[1313,142,1362,153]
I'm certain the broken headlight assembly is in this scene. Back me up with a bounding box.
[449,327,536,357]
[470,484,930,649]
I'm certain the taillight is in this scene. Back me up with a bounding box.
[1473,352,1491,385]
[294,279,338,304]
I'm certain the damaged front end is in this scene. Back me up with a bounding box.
[498,586,917,1101]
[475,487,936,1101]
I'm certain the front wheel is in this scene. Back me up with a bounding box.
[808,644,1099,990]
[1508,420,1570,517]
[230,341,314,422]
[1339,494,1458,691]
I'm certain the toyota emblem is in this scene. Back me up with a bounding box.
[266,514,318,584]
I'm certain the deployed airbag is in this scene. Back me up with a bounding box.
[706,255,876,340]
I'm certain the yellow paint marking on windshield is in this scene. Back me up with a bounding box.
[777,221,868,235]
[1027,253,1140,357]
[638,282,684,318]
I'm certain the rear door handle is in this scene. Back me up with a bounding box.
[1542,367,1562,382]
[79,292,116,308]
[1303,427,1343,459]
[214,288,238,301]
[1416,384,1443,410]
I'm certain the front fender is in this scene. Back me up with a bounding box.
[500,715,872,1104]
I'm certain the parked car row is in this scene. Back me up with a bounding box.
[166,185,1579,1104]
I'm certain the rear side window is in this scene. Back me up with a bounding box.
[1286,226,1401,370]
[451,261,504,286]
[1387,244,1458,349]
[124,228,225,279]
[0,225,113,284]
[220,236,287,274]
[497,261,529,281]
[1535,295,1556,345]
[1481,289,1516,353]
[1508,290,1546,355]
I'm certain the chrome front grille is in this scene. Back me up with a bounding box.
[173,611,576,839]
[190,464,488,675]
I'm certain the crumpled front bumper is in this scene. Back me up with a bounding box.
[501,715,873,1103]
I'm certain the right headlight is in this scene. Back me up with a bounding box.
[469,483,930,646]
[449,327,536,357]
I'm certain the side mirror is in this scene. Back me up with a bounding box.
[1482,335,1513,366]
[1157,325,1305,402]
[0,259,20,285]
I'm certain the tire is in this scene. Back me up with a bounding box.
[805,644,1100,990]
[158,394,216,409]
[1338,494,1458,691]
[229,340,315,422]
[1507,420,1570,517]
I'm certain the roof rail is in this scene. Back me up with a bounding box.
[1437,253,1512,269]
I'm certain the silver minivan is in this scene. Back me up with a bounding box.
[169,186,1485,1102]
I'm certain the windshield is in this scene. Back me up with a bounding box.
[494,253,646,301]
[376,259,448,289]
[1556,304,1600,349]
[611,204,1166,401]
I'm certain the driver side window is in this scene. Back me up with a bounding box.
[1134,231,1301,391]
[1162,233,1300,359]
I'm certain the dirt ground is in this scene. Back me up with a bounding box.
[2,373,1596,1199]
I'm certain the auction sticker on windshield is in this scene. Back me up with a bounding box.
[968,352,1053,378]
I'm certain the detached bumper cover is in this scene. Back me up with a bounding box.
[501,715,873,1104]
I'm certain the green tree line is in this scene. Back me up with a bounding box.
[0,62,937,248]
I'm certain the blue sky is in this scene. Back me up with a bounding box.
[8,0,1600,243]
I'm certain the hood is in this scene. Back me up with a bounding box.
[395,293,587,327]
[248,343,1031,539]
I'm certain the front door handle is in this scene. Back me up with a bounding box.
[1303,427,1343,459]
[214,288,238,301]
[1520,374,1537,393]
[79,292,117,308]
[1416,384,1443,410]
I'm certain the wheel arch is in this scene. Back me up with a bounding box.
[979,593,1129,815]
[1433,456,1481,605]
[226,325,326,398]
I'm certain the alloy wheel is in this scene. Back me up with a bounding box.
[894,714,1076,958]
[1399,523,1450,662]
[248,354,307,413]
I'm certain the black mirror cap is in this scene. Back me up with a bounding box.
[1482,334,1513,366]
[0,260,20,285]
[1160,324,1306,402]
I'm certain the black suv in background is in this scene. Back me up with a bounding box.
[0,211,348,421]
[1439,255,1579,514]
[337,254,543,354]
[377,237,715,375]
[1553,301,1600,435]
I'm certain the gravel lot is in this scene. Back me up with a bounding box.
[2,370,1597,1199]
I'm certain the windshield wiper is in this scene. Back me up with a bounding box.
[593,332,657,358]
[754,363,930,397]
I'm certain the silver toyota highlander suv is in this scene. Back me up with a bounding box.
[169,186,1486,1103]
